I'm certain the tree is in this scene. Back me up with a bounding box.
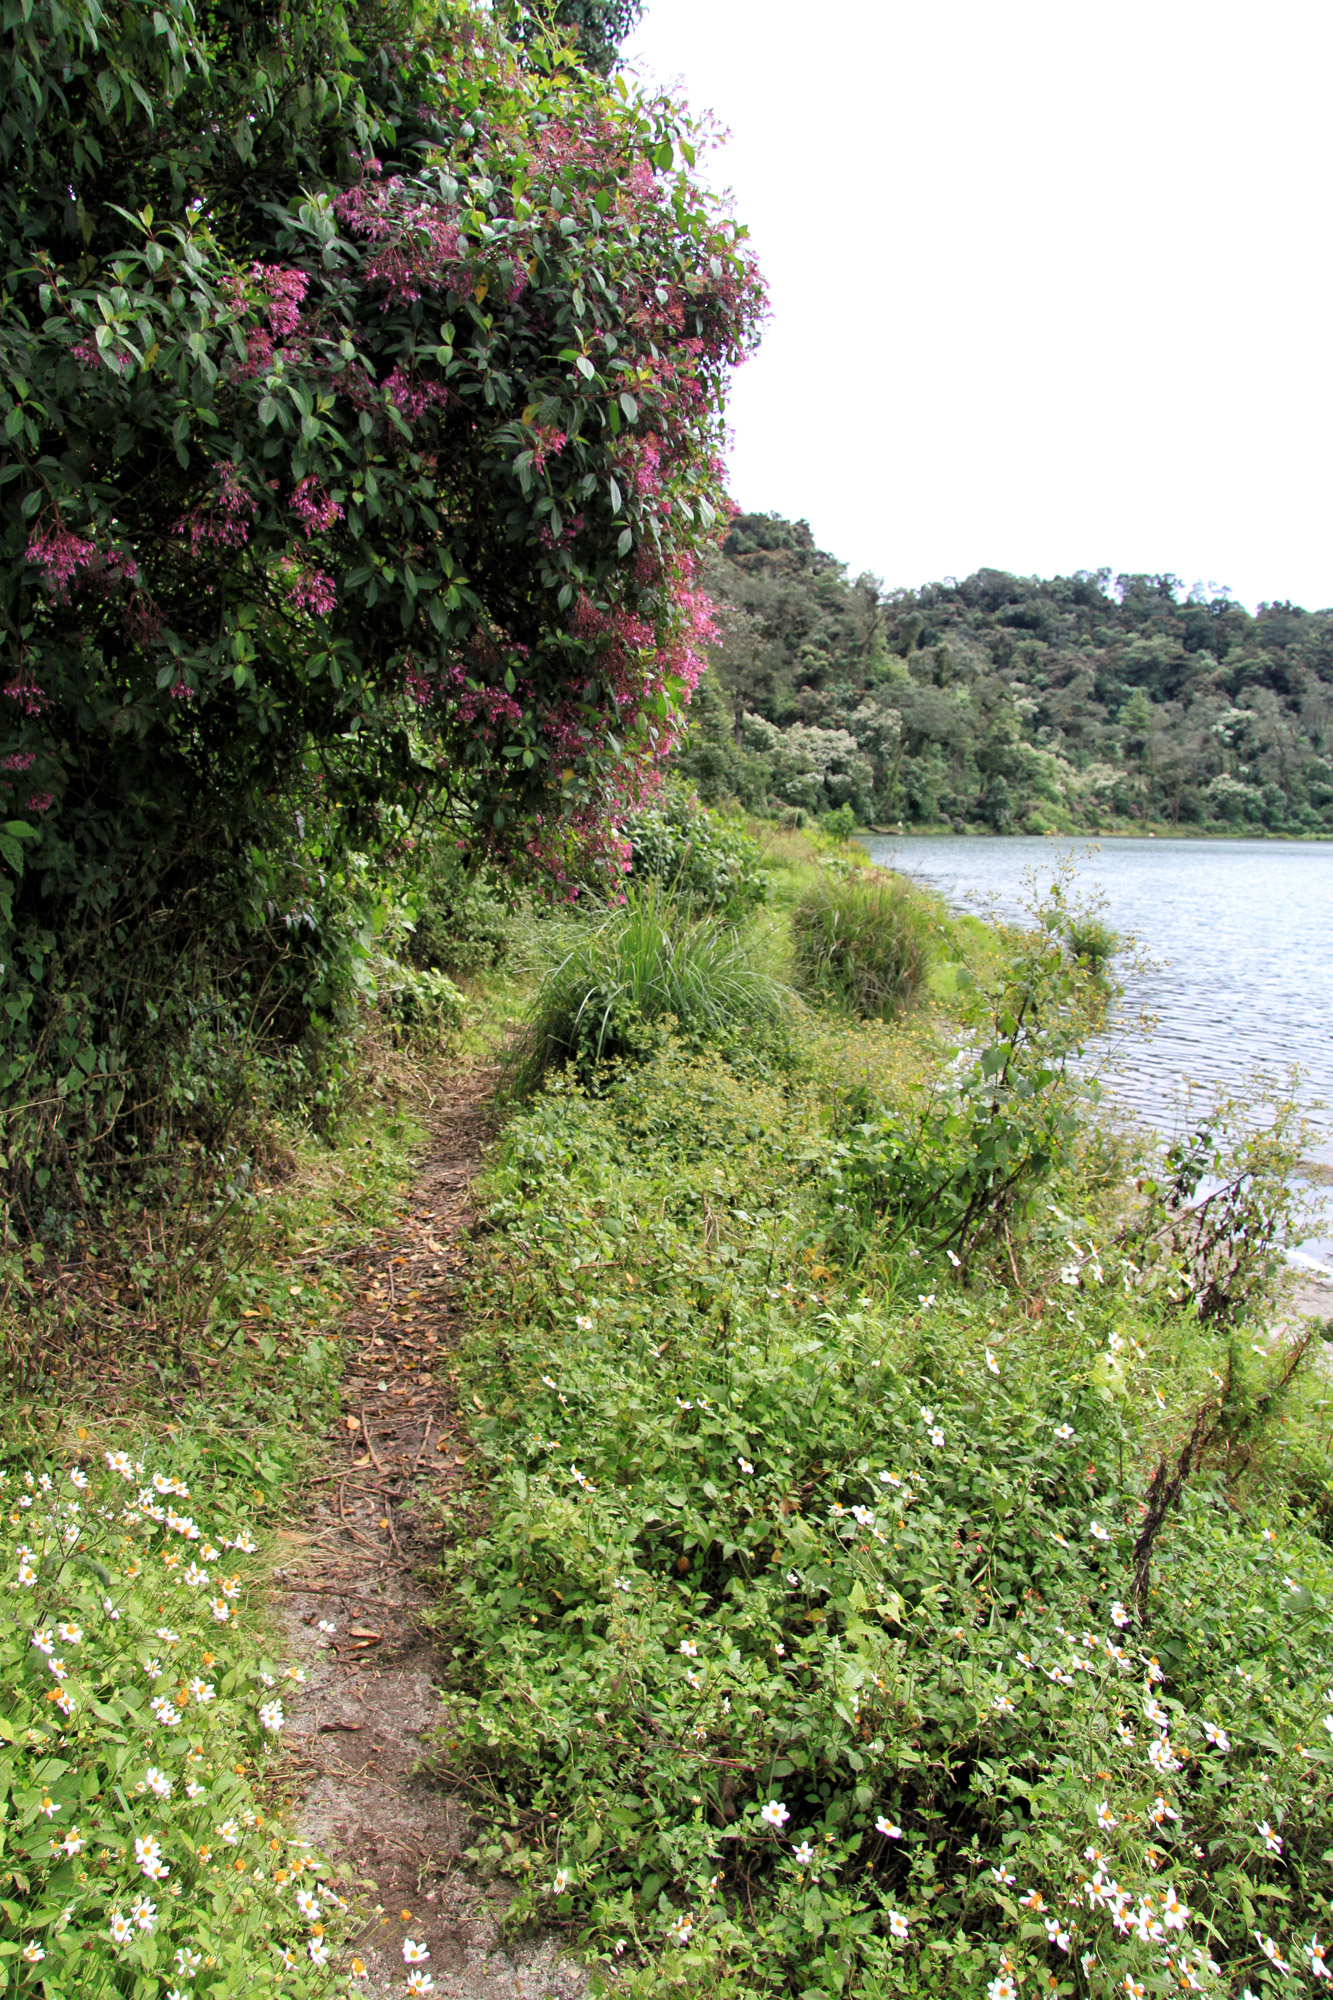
[690,512,1333,836]
[506,0,645,75]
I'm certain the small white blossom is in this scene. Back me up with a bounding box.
[134,1835,168,1881]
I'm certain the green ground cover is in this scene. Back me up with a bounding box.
[4,807,1329,2000]
[428,851,1333,2000]
[0,1073,425,1999]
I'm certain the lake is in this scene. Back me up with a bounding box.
[860,833,1333,1271]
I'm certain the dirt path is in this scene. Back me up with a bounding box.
[273,1066,585,2000]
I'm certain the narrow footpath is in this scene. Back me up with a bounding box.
[272,1066,585,2000]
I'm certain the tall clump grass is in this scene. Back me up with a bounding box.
[791,865,935,1019]
[506,881,789,1099]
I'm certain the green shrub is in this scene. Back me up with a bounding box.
[820,886,1109,1270]
[404,843,515,978]
[0,804,389,1222]
[618,785,767,919]
[818,802,858,841]
[376,959,467,1050]
[505,883,788,1099]
[791,869,934,1021]
[432,1039,1333,2000]
[0,1438,348,1996]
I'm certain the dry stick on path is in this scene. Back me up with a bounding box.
[411,1416,434,1471]
[359,1410,387,1475]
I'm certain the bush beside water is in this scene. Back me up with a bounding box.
[791,868,935,1021]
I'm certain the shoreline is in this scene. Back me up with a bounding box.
[862,823,1333,843]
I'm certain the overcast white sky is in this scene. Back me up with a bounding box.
[623,0,1333,610]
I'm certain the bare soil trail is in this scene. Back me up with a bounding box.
[273,1065,585,2000]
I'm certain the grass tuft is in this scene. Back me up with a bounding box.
[791,866,935,1019]
[505,882,789,1100]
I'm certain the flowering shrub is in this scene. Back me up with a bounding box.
[0,1442,348,1996]
[433,1032,1333,1998]
[0,0,763,1178]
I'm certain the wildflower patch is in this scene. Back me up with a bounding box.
[0,1444,349,1995]
[433,1040,1333,1997]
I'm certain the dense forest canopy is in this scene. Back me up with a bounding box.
[680,512,1333,835]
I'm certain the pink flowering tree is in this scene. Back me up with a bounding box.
[0,0,763,1068]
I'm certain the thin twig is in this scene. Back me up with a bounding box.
[359,1409,386,1475]
[272,1583,398,1601]
[411,1417,434,1472]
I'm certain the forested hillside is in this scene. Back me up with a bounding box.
[680,512,1333,834]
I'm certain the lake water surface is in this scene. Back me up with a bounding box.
[861,834,1333,1268]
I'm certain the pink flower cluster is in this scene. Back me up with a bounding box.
[384,367,450,421]
[334,170,465,304]
[405,662,433,706]
[440,652,526,738]
[26,526,99,600]
[288,477,343,537]
[531,426,567,475]
[228,263,309,377]
[174,462,255,553]
[3,668,50,716]
[252,263,307,339]
[69,340,131,374]
[286,567,337,618]
[0,751,36,773]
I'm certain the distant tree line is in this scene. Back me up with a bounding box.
[678,513,1333,835]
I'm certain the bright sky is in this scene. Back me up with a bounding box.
[623,0,1333,611]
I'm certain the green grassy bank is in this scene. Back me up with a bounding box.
[2,813,1330,2000]
[427,833,1333,2000]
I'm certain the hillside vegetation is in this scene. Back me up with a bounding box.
[680,513,1333,836]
